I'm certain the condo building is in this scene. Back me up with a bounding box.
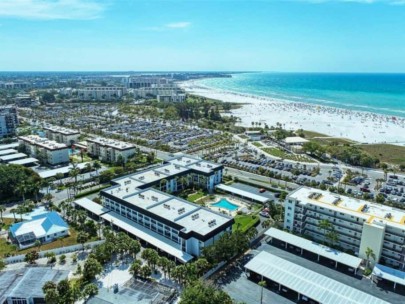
[0,106,18,138]
[77,87,126,100]
[74,155,229,262]
[124,76,172,89]
[284,187,405,269]
[44,125,80,145]
[18,135,69,165]
[87,137,136,163]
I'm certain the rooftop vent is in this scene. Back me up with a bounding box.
[361,204,368,213]
[385,213,392,219]
[152,196,158,202]
[192,213,200,220]
[208,219,217,227]
[139,194,145,199]
[178,207,185,215]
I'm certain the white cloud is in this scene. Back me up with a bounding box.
[144,21,191,32]
[165,22,191,29]
[0,0,108,20]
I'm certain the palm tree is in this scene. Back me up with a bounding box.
[93,161,101,175]
[318,219,331,242]
[259,280,266,304]
[365,247,376,269]
[15,181,28,202]
[326,230,339,248]
[129,260,142,278]
[35,239,41,252]
[10,208,16,222]
[0,206,5,222]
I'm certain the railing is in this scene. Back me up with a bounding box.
[4,240,105,265]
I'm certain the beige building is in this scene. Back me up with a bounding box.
[77,87,126,101]
[284,187,405,269]
[18,135,69,165]
[44,125,80,146]
[87,137,135,163]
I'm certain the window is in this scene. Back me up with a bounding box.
[287,207,292,210]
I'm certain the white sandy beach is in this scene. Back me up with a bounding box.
[180,81,405,145]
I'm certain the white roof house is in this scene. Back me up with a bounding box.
[284,136,309,145]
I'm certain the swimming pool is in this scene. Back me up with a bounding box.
[211,198,239,211]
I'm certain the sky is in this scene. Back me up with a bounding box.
[0,0,404,72]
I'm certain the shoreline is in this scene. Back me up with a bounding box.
[179,80,405,145]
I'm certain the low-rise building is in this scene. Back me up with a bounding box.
[157,93,186,102]
[9,212,69,249]
[87,137,136,163]
[77,87,126,100]
[245,130,263,141]
[18,135,69,165]
[0,106,18,138]
[43,125,80,145]
[284,186,405,269]
[0,268,69,304]
[125,76,172,88]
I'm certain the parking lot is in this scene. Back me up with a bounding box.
[218,242,405,304]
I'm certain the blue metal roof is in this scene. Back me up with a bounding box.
[9,211,68,237]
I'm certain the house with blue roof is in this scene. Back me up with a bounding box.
[9,212,69,249]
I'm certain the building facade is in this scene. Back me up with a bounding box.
[18,135,69,165]
[87,137,136,163]
[97,155,229,259]
[44,125,80,145]
[125,76,172,89]
[77,87,126,101]
[0,106,18,138]
[284,187,405,269]
[9,212,69,249]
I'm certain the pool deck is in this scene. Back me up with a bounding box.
[208,195,250,217]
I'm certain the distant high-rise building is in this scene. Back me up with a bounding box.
[0,106,18,138]
[124,76,172,89]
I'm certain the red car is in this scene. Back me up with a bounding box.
[259,188,266,193]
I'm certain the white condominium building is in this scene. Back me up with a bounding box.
[77,87,126,100]
[125,76,172,89]
[18,135,69,165]
[0,106,18,138]
[87,137,136,163]
[285,187,405,269]
[44,125,80,146]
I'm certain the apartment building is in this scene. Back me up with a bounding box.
[0,81,30,89]
[74,155,228,261]
[77,87,126,100]
[157,93,186,103]
[87,137,136,163]
[18,135,69,165]
[124,76,172,89]
[0,106,18,138]
[284,187,405,269]
[43,125,80,145]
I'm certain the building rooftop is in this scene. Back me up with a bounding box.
[0,153,27,162]
[19,135,68,150]
[0,149,17,156]
[0,143,19,151]
[87,137,135,150]
[9,212,68,240]
[265,228,362,269]
[44,125,80,135]
[245,251,389,304]
[9,157,39,165]
[289,187,405,229]
[38,162,91,179]
[284,136,309,144]
[0,267,69,302]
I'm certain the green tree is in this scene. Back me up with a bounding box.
[140,264,152,279]
[179,281,233,304]
[24,250,39,264]
[42,92,56,103]
[77,231,89,250]
[82,283,99,300]
[83,257,103,282]
[0,259,6,271]
[365,247,376,268]
[318,219,331,242]
[129,259,142,278]
[259,280,266,304]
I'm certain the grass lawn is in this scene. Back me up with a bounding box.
[360,144,405,166]
[233,214,260,233]
[252,141,263,147]
[187,191,206,202]
[299,130,330,139]
[0,227,83,258]
[262,147,314,162]
[310,137,355,146]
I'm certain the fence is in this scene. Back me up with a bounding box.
[4,239,105,265]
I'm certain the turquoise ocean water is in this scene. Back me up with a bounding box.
[196,73,405,118]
